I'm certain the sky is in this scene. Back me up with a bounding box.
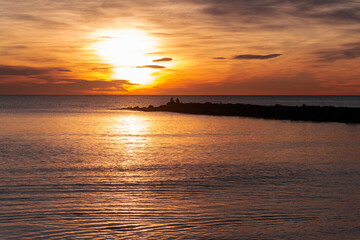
[0,0,360,95]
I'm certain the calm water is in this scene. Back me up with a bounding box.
[0,96,360,239]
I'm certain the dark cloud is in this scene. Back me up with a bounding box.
[152,57,173,62]
[1,45,28,55]
[1,45,27,50]
[316,42,360,62]
[213,54,281,60]
[10,14,70,28]
[0,65,50,76]
[9,45,27,49]
[0,79,132,95]
[233,54,282,60]
[136,65,166,69]
[201,0,278,18]
[91,67,112,72]
[297,5,360,24]
[0,65,71,76]
[198,0,360,28]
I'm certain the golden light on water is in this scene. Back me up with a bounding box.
[119,115,149,135]
[113,115,152,166]
[94,29,160,85]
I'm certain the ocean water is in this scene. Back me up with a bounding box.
[0,95,360,113]
[0,96,360,239]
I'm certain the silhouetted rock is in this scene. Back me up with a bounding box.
[124,99,360,124]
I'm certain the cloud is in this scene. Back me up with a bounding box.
[196,0,360,33]
[154,71,325,95]
[0,79,132,95]
[136,65,166,69]
[200,0,356,17]
[152,57,173,62]
[7,45,27,49]
[0,45,28,55]
[9,14,70,28]
[0,65,50,76]
[298,5,360,24]
[91,67,112,72]
[233,54,282,60]
[201,0,278,18]
[0,65,71,76]
[213,54,281,60]
[316,42,360,62]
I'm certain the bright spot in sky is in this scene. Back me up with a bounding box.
[94,29,160,85]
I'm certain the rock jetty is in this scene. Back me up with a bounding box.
[125,98,360,123]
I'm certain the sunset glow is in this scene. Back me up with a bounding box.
[1,1,360,238]
[0,0,359,94]
[94,29,160,85]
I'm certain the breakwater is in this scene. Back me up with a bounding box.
[125,98,360,123]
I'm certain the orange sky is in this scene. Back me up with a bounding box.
[0,0,360,95]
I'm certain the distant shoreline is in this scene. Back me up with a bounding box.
[124,98,360,123]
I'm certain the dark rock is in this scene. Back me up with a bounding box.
[123,99,360,124]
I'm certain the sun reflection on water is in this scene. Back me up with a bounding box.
[119,115,149,135]
[112,114,153,165]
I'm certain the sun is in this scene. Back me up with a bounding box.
[93,29,160,85]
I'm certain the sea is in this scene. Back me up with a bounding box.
[0,95,360,239]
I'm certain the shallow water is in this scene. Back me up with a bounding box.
[1,96,360,239]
